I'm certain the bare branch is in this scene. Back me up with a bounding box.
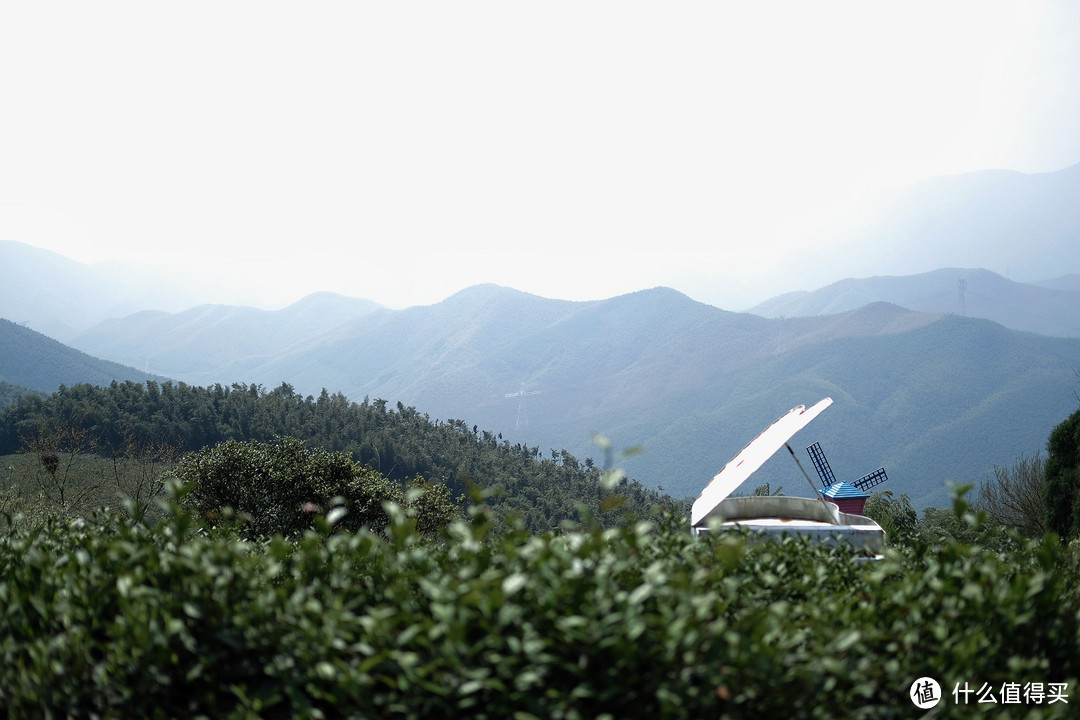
[975,452,1046,538]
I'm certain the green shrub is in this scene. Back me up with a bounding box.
[176,437,459,539]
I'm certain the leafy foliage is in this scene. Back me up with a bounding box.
[177,437,459,539]
[0,490,1077,718]
[863,490,918,546]
[1045,406,1080,537]
[867,485,1030,553]
[0,380,36,410]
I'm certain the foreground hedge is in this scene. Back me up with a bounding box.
[1,497,1078,719]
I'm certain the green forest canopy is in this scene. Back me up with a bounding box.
[0,380,683,531]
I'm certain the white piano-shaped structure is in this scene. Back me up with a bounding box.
[690,398,885,558]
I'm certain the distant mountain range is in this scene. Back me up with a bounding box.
[72,292,382,381]
[4,279,1078,511]
[749,268,1080,337]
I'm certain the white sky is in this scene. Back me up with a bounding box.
[2,1,1080,311]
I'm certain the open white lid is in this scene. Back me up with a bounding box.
[690,397,833,527]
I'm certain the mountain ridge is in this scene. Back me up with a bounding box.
[3,284,1079,511]
[749,268,1080,337]
[0,318,167,394]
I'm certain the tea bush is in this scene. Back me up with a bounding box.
[0,490,1078,718]
[176,437,460,540]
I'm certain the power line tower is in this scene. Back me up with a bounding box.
[505,382,540,431]
[957,278,967,316]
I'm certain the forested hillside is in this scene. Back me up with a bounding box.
[0,380,34,409]
[0,381,681,530]
[0,318,165,393]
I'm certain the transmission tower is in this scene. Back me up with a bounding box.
[957,278,967,316]
[505,383,540,431]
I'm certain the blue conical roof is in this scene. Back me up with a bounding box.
[822,481,869,499]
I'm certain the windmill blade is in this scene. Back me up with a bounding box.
[805,441,837,489]
[691,398,833,527]
[853,467,888,492]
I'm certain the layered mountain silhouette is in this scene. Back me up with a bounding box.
[72,292,382,381]
[9,283,1069,510]
[749,268,1080,337]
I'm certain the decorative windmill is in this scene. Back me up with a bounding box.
[689,398,889,558]
[804,441,887,515]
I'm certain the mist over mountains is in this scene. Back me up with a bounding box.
[749,267,1080,337]
[0,240,202,342]
[772,163,1080,297]
[3,164,1080,510]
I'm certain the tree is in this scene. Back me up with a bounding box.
[1044,406,1080,538]
[405,475,459,536]
[18,419,101,513]
[176,437,460,539]
[863,490,918,547]
[106,433,180,522]
[918,506,983,546]
[975,452,1046,538]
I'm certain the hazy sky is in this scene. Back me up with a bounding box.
[3,1,1080,311]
